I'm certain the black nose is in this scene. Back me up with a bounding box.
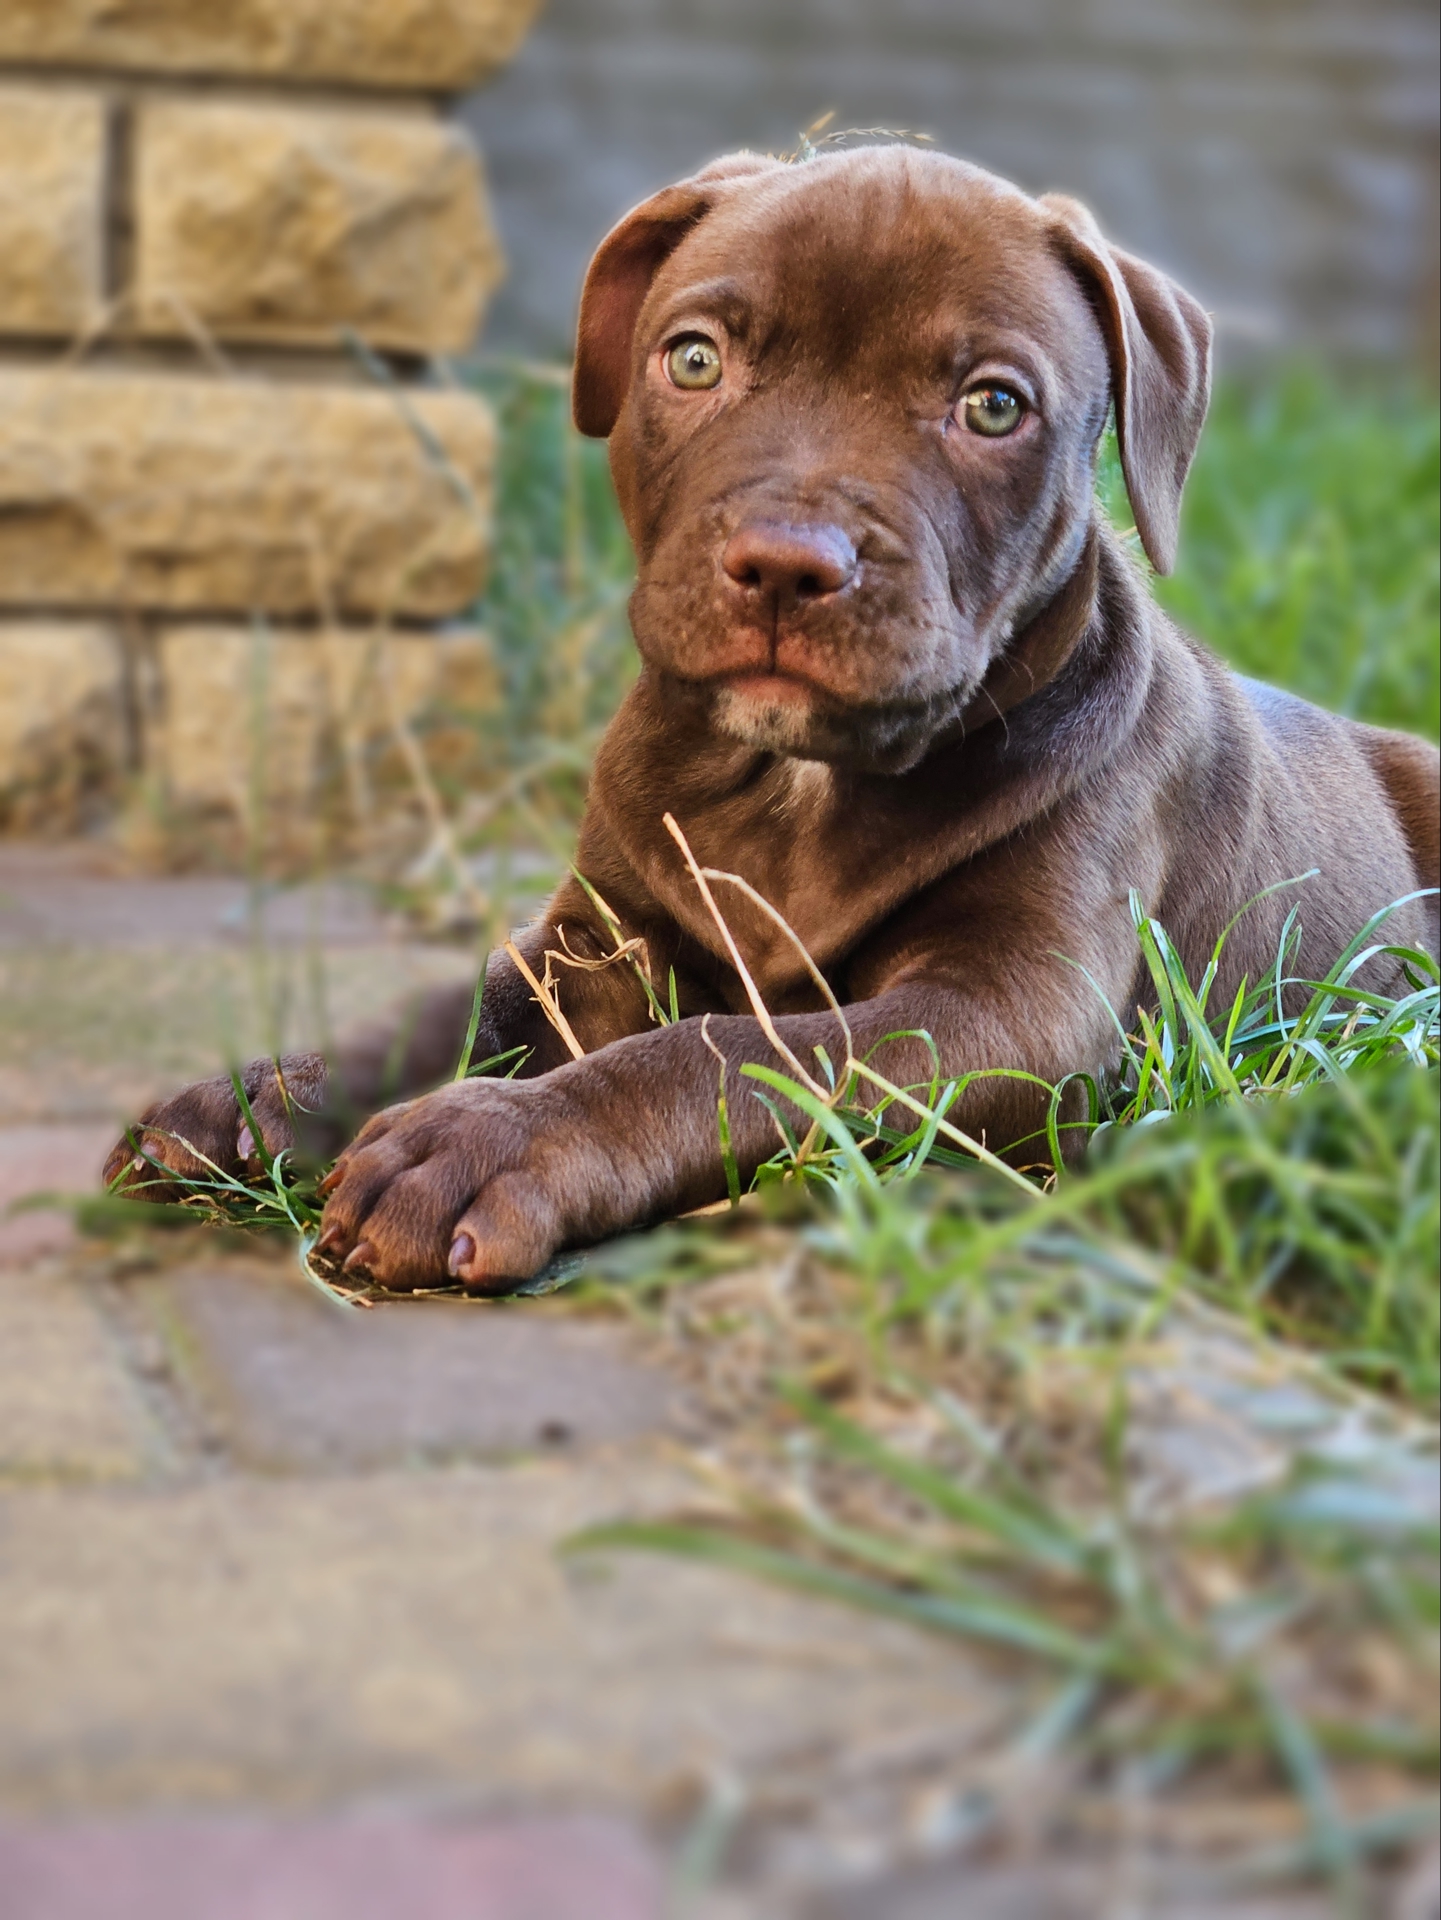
[721,521,858,603]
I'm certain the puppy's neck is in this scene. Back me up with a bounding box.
[775,756,833,818]
[957,529,1102,740]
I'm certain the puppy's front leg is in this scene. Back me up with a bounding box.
[313,1018,757,1291]
[313,986,1058,1290]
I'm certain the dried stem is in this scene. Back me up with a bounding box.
[505,938,585,1062]
[663,812,1041,1196]
[663,813,823,1095]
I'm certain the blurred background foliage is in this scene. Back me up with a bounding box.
[1102,368,1440,739]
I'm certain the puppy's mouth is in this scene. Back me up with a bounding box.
[699,625,867,713]
[678,632,857,714]
[721,667,827,708]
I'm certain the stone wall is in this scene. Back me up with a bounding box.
[0,1,540,842]
[466,0,1439,368]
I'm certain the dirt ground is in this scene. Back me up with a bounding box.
[0,843,1423,1920]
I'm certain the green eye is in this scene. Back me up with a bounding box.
[961,385,1025,437]
[666,335,723,391]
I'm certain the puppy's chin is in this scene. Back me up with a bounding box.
[708,683,961,775]
[711,685,824,755]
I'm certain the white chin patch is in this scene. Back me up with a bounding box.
[712,687,817,753]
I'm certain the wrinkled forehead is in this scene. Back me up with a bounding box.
[644,150,1106,391]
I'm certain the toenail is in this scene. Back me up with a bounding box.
[237,1125,255,1159]
[316,1224,345,1253]
[343,1240,375,1273]
[448,1233,476,1276]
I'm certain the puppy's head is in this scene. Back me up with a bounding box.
[575,146,1210,772]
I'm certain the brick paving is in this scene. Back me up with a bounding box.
[0,848,1360,1918]
[0,1817,661,1920]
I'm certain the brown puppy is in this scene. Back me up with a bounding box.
[105,146,1440,1288]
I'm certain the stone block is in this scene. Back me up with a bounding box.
[0,1123,116,1267]
[0,1264,157,1480]
[157,626,327,819]
[157,625,496,813]
[0,1460,997,1809]
[0,87,105,339]
[135,101,504,357]
[144,1258,684,1471]
[0,1817,662,1920]
[0,623,126,831]
[0,0,544,91]
[0,372,494,619]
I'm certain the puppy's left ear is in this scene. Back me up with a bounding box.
[573,152,780,439]
[1042,195,1212,574]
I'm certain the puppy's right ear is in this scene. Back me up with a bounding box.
[573,153,780,438]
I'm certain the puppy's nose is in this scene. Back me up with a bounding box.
[721,521,857,602]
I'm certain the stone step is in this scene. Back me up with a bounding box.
[134,98,503,358]
[0,0,545,93]
[0,370,493,620]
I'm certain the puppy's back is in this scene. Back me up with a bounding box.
[1223,671,1439,960]
[1351,720,1441,901]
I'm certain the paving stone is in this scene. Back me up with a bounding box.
[136,100,503,356]
[808,1864,1335,1919]
[0,1124,115,1266]
[0,0,545,92]
[145,1258,687,1470]
[0,1814,660,1920]
[0,1462,1000,1814]
[0,370,493,620]
[0,846,394,951]
[0,1263,156,1480]
[1395,1843,1440,1920]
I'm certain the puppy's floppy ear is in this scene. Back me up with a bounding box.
[573,153,780,439]
[1042,195,1212,574]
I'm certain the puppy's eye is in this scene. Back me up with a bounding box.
[960,385,1025,437]
[666,335,723,391]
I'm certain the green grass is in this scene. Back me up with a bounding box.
[710,883,1441,1403]
[472,361,635,747]
[557,891,1437,1904]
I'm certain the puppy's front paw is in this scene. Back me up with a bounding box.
[314,1079,591,1292]
[103,1053,327,1203]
